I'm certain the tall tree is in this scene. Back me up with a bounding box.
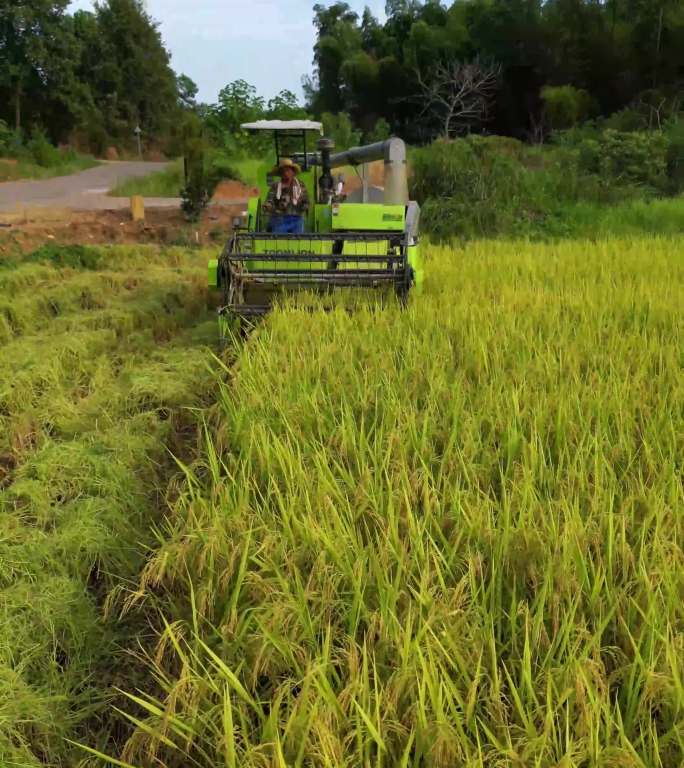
[307,0,684,140]
[209,79,265,136]
[177,73,198,110]
[266,90,308,120]
[87,0,178,140]
[416,58,501,137]
[0,0,69,131]
[311,3,361,114]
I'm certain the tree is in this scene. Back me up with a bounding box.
[416,59,502,138]
[266,90,307,120]
[340,51,380,120]
[0,0,70,131]
[321,111,361,150]
[541,84,592,129]
[365,116,391,142]
[211,79,265,135]
[305,0,684,140]
[310,3,361,113]
[180,114,209,221]
[87,0,178,139]
[177,74,198,109]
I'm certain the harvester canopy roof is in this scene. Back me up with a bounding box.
[241,120,323,133]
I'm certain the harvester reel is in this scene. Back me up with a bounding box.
[220,232,414,317]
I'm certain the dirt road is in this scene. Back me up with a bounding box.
[0,161,181,212]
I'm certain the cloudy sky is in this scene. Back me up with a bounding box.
[69,0,387,104]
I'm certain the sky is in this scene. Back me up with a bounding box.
[68,0,387,104]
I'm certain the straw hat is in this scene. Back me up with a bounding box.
[271,157,301,175]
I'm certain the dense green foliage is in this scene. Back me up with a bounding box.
[203,79,311,159]
[411,126,684,239]
[0,0,181,151]
[0,245,216,766]
[0,120,98,179]
[307,0,684,140]
[107,239,683,767]
[0,151,97,182]
[3,0,682,176]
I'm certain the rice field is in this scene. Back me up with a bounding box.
[107,238,682,767]
[1,237,681,767]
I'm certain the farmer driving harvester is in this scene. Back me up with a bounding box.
[262,157,309,234]
[208,119,424,322]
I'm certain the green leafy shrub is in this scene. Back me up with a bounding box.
[411,138,552,239]
[550,122,601,146]
[26,129,62,167]
[578,130,668,191]
[179,115,212,220]
[602,108,647,132]
[664,118,684,192]
[181,144,209,221]
[541,85,593,129]
[0,120,17,155]
[411,138,480,202]
[467,134,525,161]
[322,112,361,150]
[364,117,391,143]
[206,149,241,189]
[409,132,675,240]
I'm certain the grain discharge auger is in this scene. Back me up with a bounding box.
[208,120,423,331]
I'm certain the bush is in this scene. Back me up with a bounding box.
[467,134,526,162]
[322,112,361,150]
[578,130,668,192]
[26,129,62,167]
[207,149,241,189]
[602,108,647,132]
[409,131,673,240]
[541,85,593,130]
[411,138,480,202]
[0,120,16,155]
[181,142,209,221]
[664,118,684,192]
[364,117,391,143]
[411,138,552,238]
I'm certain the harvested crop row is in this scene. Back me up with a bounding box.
[118,238,682,767]
[0,246,217,767]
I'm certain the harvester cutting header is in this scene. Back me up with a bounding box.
[208,120,423,324]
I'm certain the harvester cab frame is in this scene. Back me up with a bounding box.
[208,119,423,325]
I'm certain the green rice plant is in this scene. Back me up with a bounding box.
[112,237,683,767]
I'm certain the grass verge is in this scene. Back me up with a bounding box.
[107,155,266,199]
[541,196,684,238]
[0,154,99,182]
[108,160,183,198]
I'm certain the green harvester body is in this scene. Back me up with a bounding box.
[208,121,422,325]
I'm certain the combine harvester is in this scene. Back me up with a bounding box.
[208,120,423,330]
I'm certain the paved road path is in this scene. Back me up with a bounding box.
[0,161,181,213]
